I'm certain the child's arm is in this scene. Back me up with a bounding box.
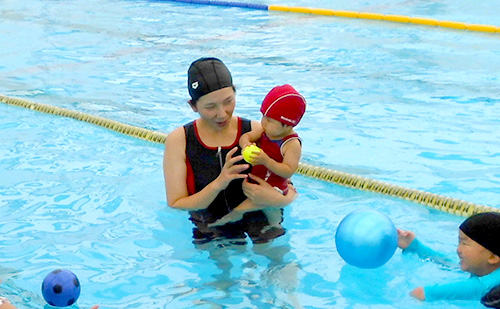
[398,230,434,301]
[240,123,263,149]
[252,139,301,179]
[398,229,454,264]
[398,229,470,302]
[415,278,496,302]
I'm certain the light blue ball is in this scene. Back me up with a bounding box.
[335,210,398,269]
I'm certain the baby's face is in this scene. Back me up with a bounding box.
[457,230,494,276]
[261,116,289,139]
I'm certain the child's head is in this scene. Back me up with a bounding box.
[260,84,306,131]
[457,212,500,276]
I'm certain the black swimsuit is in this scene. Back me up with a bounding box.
[184,117,285,244]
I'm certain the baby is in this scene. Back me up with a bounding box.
[239,84,306,229]
[209,84,306,230]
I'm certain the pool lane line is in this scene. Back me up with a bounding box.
[0,95,167,144]
[2,94,499,217]
[163,0,500,34]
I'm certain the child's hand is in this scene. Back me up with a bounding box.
[397,229,416,250]
[249,148,270,166]
[243,145,266,166]
[410,287,425,300]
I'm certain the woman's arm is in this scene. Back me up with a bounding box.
[163,126,250,211]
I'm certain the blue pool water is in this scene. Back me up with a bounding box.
[1,0,500,308]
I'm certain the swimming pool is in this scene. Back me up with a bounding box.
[1,0,499,308]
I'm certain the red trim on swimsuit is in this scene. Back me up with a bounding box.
[193,118,242,150]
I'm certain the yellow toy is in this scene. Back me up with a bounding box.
[242,145,261,165]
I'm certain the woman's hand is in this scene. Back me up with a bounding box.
[165,128,250,211]
[242,174,296,207]
[214,147,250,191]
[397,229,416,250]
[242,174,275,206]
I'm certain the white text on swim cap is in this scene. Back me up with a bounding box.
[280,116,296,124]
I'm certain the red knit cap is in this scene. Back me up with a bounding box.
[260,84,306,127]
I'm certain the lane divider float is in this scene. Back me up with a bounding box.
[1,94,498,216]
[163,0,500,34]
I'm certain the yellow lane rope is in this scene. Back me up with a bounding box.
[1,94,498,217]
[0,95,167,144]
[297,163,498,216]
[268,5,500,34]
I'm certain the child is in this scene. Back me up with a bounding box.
[209,84,306,229]
[240,84,306,229]
[398,212,500,303]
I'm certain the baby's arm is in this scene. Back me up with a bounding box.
[240,123,263,149]
[253,139,301,179]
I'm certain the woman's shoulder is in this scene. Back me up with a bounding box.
[166,125,187,145]
[245,118,261,130]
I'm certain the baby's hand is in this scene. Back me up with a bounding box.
[249,149,269,166]
[397,229,416,250]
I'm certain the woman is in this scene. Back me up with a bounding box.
[163,57,296,245]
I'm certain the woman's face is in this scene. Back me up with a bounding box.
[193,87,236,130]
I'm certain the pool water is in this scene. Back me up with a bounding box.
[1,0,499,308]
